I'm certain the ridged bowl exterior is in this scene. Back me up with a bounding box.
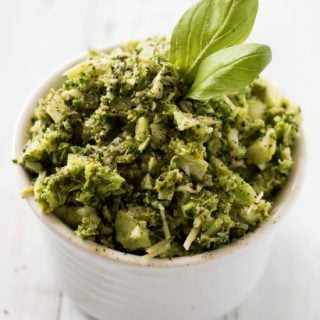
[42,221,275,320]
[13,46,304,320]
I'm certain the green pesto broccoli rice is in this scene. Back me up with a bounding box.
[18,37,301,257]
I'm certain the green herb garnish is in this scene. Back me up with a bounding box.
[187,43,272,100]
[170,0,271,100]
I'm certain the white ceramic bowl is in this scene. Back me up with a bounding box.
[13,48,305,320]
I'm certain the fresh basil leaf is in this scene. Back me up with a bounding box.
[187,43,272,101]
[170,0,258,79]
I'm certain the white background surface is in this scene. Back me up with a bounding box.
[1,0,320,319]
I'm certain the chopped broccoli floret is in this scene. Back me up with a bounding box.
[115,209,151,251]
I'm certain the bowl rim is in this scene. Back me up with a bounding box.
[12,45,305,268]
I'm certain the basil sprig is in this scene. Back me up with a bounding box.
[170,0,271,101]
